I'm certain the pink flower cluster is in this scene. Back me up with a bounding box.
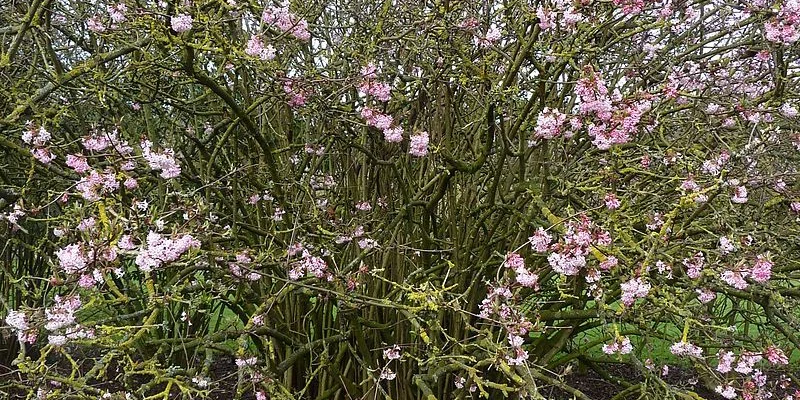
[764,0,800,44]
[696,288,717,303]
[620,277,650,306]
[613,0,646,15]
[245,35,276,60]
[56,244,89,274]
[506,333,529,365]
[604,193,621,210]
[228,252,260,281]
[701,151,730,175]
[536,3,583,32]
[107,3,127,24]
[44,295,81,331]
[478,284,534,367]
[141,140,181,179]
[76,169,119,201]
[360,107,405,143]
[602,336,633,355]
[750,255,773,282]
[529,227,553,253]
[576,68,613,121]
[288,250,332,281]
[731,185,748,204]
[262,2,310,41]
[408,131,429,157]
[534,107,567,139]
[682,252,705,279]
[5,309,37,344]
[574,68,652,149]
[545,215,611,276]
[171,14,193,33]
[21,122,55,164]
[504,252,539,289]
[82,128,134,155]
[589,99,651,150]
[134,231,200,272]
[283,80,307,108]
[2,203,25,229]
[670,341,703,358]
[66,154,91,173]
[359,63,392,102]
[720,254,773,290]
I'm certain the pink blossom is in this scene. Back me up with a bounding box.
[602,336,633,355]
[289,250,331,281]
[78,273,96,288]
[534,108,567,139]
[670,341,703,358]
[599,256,618,270]
[77,217,96,232]
[117,235,136,250]
[780,103,798,118]
[66,154,91,173]
[475,26,501,47]
[380,368,397,380]
[123,177,138,189]
[717,350,735,373]
[504,252,525,269]
[383,345,401,360]
[32,148,55,164]
[134,231,200,272]
[5,310,28,332]
[262,2,310,41]
[56,244,88,274]
[245,36,276,60]
[613,0,645,15]
[107,3,127,23]
[696,288,717,304]
[718,236,736,255]
[682,252,705,279]
[515,269,539,289]
[45,295,81,331]
[76,170,119,201]
[171,14,193,33]
[87,16,106,33]
[620,277,650,306]
[283,81,307,108]
[734,352,762,375]
[141,140,181,178]
[408,131,429,157]
[764,1,800,45]
[235,357,257,367]
[5,310,37,344]
[537,6,554,30]
[372,114,393,130]
[731,185,748,203]
[764,346,789,365]
[604,193,621,210]
[750,254,773,282]
[383,126,403,143]
[720,269,749,290]
[715,385,736,399]
[529,228,552,253]
[547,252,586,276]
[506,346,529,365]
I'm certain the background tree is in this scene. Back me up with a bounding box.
[1,0,800,399]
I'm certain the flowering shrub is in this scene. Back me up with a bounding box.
[1,0,800,399]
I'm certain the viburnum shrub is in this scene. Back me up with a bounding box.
[1,0,800,399]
